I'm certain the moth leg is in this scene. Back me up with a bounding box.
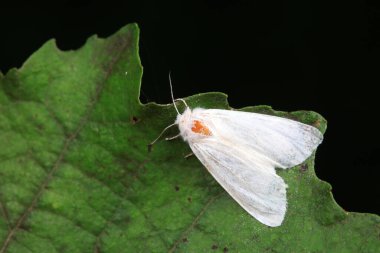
[184,153,194,159]
[148,123,178,152]
[165,134,181,141]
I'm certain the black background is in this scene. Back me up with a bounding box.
[1,0,379,214]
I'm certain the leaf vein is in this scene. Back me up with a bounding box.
[92,160,149,252]
[0,198,10,231]
[168,193,222,253]
[0,31,133,253]
[18,228,59,253]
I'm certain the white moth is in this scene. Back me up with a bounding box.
[150,80,323,227]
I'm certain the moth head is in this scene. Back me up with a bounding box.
[176,108,212,142]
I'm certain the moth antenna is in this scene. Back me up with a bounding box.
[169,72,180,115]
[174,98,188,108]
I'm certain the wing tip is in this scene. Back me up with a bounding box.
[253,211,286,227]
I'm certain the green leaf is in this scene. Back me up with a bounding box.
[0,23,379,253]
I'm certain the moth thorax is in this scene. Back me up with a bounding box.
[191,120,212,136]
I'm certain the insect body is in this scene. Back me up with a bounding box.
[174,105,322,227]
[150,79,323,227]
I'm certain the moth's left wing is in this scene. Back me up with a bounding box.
[189,138,287,227]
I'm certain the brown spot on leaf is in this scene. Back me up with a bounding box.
[187,197,192,203]
[313,119,321,128]
[19,223,30,231]
[131,116,140,124]
[182,238,188,243]
[175,185,180,191]
[211,244,218,250]
[223,247,229,253]
[300,164,308,172]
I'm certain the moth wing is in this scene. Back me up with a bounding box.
[194,109,323,169]
[189,139,287,227]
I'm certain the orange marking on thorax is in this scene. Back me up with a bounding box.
[191,120,212,136]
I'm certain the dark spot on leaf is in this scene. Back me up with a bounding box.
[252,234,259,240]
[300,164,308,172]
[223,247,229,253]
[19,223,30,231]
[131,116,139,124]
[147,144,153,153]
[182,238,188,243]
[187,197,192,202]
[313,119,321,128]
[211,244,218,250]
[59,246,67,252]
[286,113,299,121]
[175,185,180,191]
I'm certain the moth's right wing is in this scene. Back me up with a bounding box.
[194,109,323,169]
[190,139,287,227]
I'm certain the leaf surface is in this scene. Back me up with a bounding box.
[0,23,379,253]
